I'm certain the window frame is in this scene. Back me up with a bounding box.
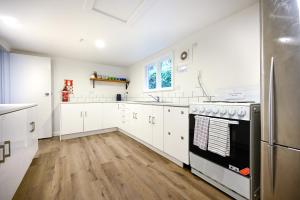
[144,53,174,92]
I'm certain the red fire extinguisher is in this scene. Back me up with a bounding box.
[62,86,69,102]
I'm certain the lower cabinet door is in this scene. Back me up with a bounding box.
[138,105,153,145]
[152,106,164,151]
[26,107,38,163]
[83,103,102,132]
[60,104,84,135]
[102,103,118,129]
[164,106,189,164]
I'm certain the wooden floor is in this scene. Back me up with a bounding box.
[13,132,231,200]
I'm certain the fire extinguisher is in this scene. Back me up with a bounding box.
[62,86,69,102]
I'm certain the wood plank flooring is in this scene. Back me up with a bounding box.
[13,132,231,200]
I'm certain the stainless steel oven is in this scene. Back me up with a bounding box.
[189,102,260,200]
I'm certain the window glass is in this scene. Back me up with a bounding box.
[160,58,172,88]
[147,64,157,89]
[145,55,173,91]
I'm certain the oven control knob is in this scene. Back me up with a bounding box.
[192,107,198,113]
[237,109,246,117]
[220,108,227,115]
[199,106,205,113]
[228,108,236,116]
[212,107,219,114]
[206,108,212,114]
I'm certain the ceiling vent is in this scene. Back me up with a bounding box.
[84,0,156,25]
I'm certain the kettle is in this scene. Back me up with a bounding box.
[116,94,122,101]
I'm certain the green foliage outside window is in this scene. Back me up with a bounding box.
[161,58,172,88]
[148,65,157,89]
[146,56,172,90]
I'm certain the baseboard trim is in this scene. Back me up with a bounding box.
[60,128,118,140]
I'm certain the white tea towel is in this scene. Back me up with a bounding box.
[207,118,230,157]
[193,116,210,150]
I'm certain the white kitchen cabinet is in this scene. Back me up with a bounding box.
[138,105,153,145]
[83,103,102,132]
[60,103,101,135]
[118,103,131,133]
[102,103,119,129]
[151,106,164,151]
[128,104,143,139]
[60,104,84,135]
[131,105,164,150]
[0,106,38,200]
[164,106,189,164]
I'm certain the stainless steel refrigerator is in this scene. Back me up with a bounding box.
[261,0,300,199]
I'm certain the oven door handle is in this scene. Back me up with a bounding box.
[228,120,239,125]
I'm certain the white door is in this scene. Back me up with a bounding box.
[83,103,101,132]
[152,106,164,151]
[10,53,52,139]
[60,104,83,135]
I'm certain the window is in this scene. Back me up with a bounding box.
[145,55,173,91]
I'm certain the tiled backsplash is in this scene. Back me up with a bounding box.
[66,87,259,104]
[67,89,211,104]
[127,89,211,104]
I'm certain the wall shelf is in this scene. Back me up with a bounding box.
[90,78,130,89]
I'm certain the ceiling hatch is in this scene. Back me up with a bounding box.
[84,0,156,24]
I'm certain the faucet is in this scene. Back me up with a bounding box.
[148,94,160,102]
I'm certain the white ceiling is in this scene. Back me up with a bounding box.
[0,0,257,67]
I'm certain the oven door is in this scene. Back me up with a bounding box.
[189,114,250,177]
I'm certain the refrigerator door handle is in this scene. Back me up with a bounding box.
[268,56,275,146]
[269,145,275,192]
[268,56,275,193]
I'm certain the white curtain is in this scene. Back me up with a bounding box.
[0,46,10,104]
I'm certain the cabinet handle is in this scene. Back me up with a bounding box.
[152,116,155,125]
[168,132,171,135]
[0,145,4,163]
[85,111,87,117]
[181,136,184,140]
[168,109,170,112]
[132,112,135,119]
[181,111,184,114]
[80,111,83,117]
[135,113,138,119]
[4,141,11,157]
[30,122,35,133]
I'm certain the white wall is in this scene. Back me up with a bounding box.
[127,3,260,103]
[52,57,127,135]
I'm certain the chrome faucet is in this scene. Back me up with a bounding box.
[148,94,160,102]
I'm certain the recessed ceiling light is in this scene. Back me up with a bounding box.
[0,16,21,28]
[95,39,106,49]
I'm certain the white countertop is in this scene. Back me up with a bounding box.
[60,101,189,107]
[0,104,37,116]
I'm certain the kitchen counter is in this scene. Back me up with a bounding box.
[60,101,189,107]
[0,104,37,116]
